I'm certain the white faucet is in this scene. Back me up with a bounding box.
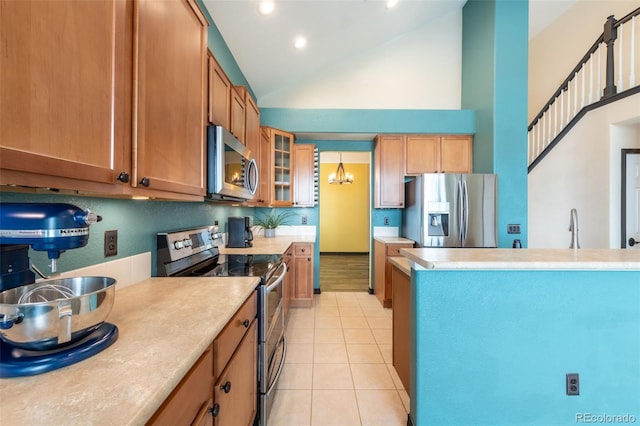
[569,208,580,249]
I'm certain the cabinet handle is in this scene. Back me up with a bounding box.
[308,258,311,262]
[220,381,232,393]
[301,248,305,253]
[139,177,150,187]
[116,172,130,183]
[208,403,220,417]
[242,319,250,328]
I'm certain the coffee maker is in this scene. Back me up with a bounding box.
[227,216,253,248]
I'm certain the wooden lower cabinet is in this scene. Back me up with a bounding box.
[391,264,411,394]
[283,246,294,321]
[291,243,314,307]
[148,292,257,426]
[147,346,214,425]
[374,240,414,308]
[213,320,257,426]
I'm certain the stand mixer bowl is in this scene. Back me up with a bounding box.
[0,277,116,350]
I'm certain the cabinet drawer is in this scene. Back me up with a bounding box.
[386,244,413,257]
[148,346,213,425]
[294,244,313,256]
[214,292,257,377]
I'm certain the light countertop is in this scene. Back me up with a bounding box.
[220,235,315,255]
[0,276,260,426]
[373,236,415,245]
[401,248,640,270]
[389,256,411,275]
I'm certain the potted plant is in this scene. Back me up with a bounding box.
[253,209,296,238]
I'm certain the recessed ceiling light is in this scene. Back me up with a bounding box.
[386,0,399,9]
[258,1,275,15]
[294,36,307,49]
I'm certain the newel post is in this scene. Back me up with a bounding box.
[602,15,618,99]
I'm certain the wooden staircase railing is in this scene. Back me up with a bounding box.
[528,8,640,172]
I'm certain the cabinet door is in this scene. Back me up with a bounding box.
[0,0,130,186]
[440,136,472,173]
[230,87,246,143]
[405,135,440,174]
[256,127,272,206]
[242,89,261,206]
[271,129,294,206]
[293,144,316,207]
[292,244,314,306]
[208,52,231,128]
[283,248,294,321]
[213,320,257,426]
[134,0,207,196]
[374,136,405,208]
[373,240,387,308]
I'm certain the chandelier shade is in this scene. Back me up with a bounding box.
[328,153,354,184]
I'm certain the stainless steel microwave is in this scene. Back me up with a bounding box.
[206,125,258,202]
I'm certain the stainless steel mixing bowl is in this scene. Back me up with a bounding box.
[0,277,116,350]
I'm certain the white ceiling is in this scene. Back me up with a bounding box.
[202,0,577,141]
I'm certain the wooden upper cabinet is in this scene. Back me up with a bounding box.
[405,136,440,174]
[133,0,208,196]
[0,0,131,186]
[440,135,472,173]
[240,88,263,206]
[230,87,246,143]
[208,52,231,128]
[264,127,294,207]
[405,135,473,175]
[293,144,316,207]
[255,127,272,206]
[374,135,406,208]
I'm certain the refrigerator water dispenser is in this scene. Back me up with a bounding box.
[428,213,449,236]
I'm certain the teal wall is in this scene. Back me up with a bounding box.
[462,0,529,247]
[410,268,640,425]
[0,192,252,276]
[261,108,476,134]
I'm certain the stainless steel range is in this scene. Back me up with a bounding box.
[156,226,286,426]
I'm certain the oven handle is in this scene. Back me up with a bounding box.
[265,335,287,397]
[265,262,287,293]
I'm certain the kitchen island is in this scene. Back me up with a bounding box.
[400,248,640,426]
[0,276,260,425]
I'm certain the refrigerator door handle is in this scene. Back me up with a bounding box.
[457,180,464,241]
[463,180,469,241]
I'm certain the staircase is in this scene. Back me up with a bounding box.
[528,8,640,172]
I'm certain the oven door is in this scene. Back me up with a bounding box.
[260,324,285,425]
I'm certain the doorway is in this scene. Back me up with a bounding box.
[318,152,371,291]
[621,149,640,248]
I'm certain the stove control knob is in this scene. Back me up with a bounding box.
[173,241,184,250]
[183,239,192,247]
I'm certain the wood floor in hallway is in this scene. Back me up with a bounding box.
[320,254,369,292]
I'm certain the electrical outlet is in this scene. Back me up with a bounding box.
[384,217,390,226]
[104,230,118,257]
[301,216,308,225]
[566,373,579,396]
[507,224,521,234]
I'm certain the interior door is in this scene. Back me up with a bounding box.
[624,152,640,249]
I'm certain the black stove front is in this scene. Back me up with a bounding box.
[190,254,283,282]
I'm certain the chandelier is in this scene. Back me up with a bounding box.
[328,153,354,185]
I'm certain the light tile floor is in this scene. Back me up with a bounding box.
[268,292,410,426]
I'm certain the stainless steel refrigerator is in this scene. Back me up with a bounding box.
[402,174,497,247]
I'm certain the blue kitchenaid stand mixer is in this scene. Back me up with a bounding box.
[0,203,119,377]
